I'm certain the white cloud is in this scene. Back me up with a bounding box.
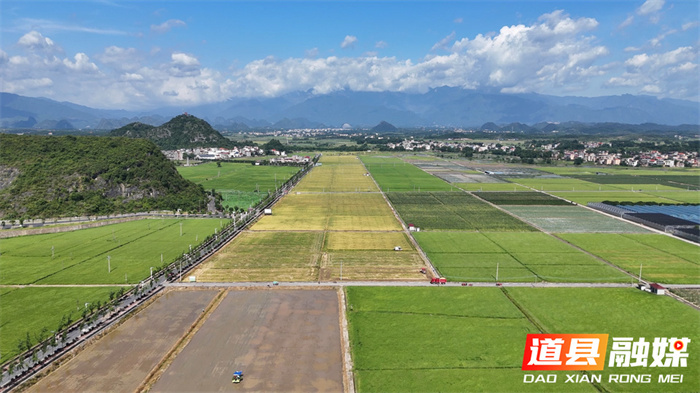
[649,29,677,47]
[606,46,698,99]
[340,35,357,49]
[121,73,144,81]
[63,53,99,72]
[151,19,186,33]
[18,31,55,51]
[2,77,53,92]
[431,32,456,52]
[0,49,7,64]
[619,15,634,29]
[12,18,128,36]
[375,41,388,49]
[637,0,664,16]
[96,46,140,71]
[682,21,699,31]
[172,52,199,66]
[454,17,463,24]
[170,52,200,76]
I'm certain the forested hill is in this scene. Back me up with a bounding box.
[109,114,231,149]
[0,134,210,220]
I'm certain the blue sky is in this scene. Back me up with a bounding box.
[1,0,698,109]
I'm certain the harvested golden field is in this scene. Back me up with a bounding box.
[253,193,401,231]
[294,154,378,192]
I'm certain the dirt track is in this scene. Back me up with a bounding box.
[150,290,344,393]
[26,290,218,393]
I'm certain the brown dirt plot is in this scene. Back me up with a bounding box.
[26,290,219,393]
[150,289,344,393]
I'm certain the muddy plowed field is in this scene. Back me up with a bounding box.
[150,289,344,392]
[27,290,218,393]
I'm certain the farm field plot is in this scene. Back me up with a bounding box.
[507,287,700,393]
[0,218,222,285]
[178,162,300,207]
[387,191,535,231]
[27,290,218,393]
[474,191,572,205]
[193,230,424,282]
[539,166,700,177]
[558,233,700,284]
[325,232,412,251]
[0,287,118,363]
[509,177,626,191]
[191,231,323,282]
[550,191,679,205]
[346,287,590,393]
[501,205,650,233]
[253,193,401,231]
[347,286,700,393]
[360,156,454,192]
[294,155,377,192]
[456,182,530,191]
[325,251,425,281]
[151,290,344,393]
[645,190,700,203]
[414,231,631,282]
[569,174,698,190]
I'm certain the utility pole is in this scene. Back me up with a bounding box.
[639,264,643,283]
[496,263,499,282]
[340,260,343,281]
[180,222,183,237]
[107,256,111,273]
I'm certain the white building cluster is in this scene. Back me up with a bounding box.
[163,146,264,161]
[554,149,698,167]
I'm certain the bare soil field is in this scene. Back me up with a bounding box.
[26,290,218,393]
[150,289,344,393]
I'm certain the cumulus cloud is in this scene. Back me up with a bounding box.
[340,35,357,49]
[63,53,99,72]
[18,31,55,51]
[151,19,186,33]
[606,46,698,99]
[170,52,201,76]
[448,10,605,93]
[375,41,388,49]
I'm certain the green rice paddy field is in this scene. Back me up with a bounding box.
[456,183,531,191]
[387,192,534,232]
[177,162,300,208]
[347,286,700,393]
[0,219,222,285]
[360,156,454,192]
[414,231,631,282]
[558,233,700,284]
[0,287,119,363]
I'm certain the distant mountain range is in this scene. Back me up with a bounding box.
[1,88,698,130]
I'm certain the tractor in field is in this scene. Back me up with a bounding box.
[232,370,244,384]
